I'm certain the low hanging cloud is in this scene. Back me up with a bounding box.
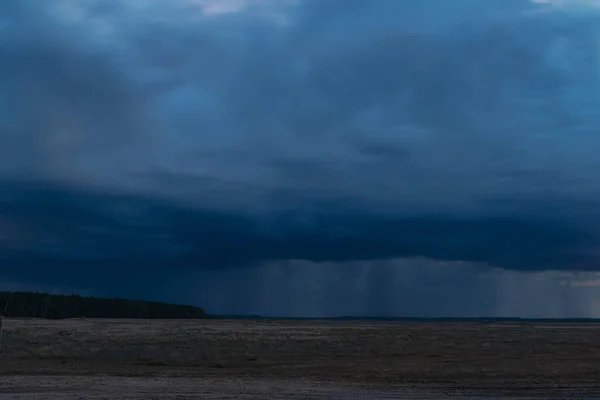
[2,0,600,315]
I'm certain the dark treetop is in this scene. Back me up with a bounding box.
[0,292,205,319]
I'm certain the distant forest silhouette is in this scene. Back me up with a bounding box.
[0,292,205,319]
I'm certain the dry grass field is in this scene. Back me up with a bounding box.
[1,318,600,398]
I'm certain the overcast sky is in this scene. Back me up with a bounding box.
[2,0,600,317]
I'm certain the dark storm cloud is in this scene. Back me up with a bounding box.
[0,179,597,277]
[2,0,600,304]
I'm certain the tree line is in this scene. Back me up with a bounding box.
[0,291,205,319]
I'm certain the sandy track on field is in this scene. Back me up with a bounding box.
[3,376,599,399]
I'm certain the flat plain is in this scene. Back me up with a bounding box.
[1,318,600,399]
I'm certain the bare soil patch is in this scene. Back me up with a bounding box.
[1,319,600,398]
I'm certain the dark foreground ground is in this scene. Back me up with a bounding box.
[1,318,600,398]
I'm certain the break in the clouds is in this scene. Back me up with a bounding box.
[2,0,600,316]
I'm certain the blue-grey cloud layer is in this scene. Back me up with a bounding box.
[2,0,600,314]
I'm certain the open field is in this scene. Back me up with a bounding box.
[2,318,600,398]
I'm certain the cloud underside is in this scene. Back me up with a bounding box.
[2,0,600,284]
[0,179,597,274]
